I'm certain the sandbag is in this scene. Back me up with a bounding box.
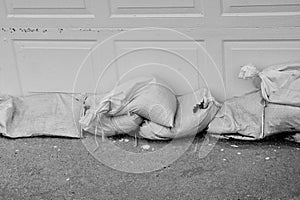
[92,77,154,115]
[264,103,300,137]
[83,93,108,112]
[0,95,14,135]
[139,88,220,140]
[207,91,263,139]
[83,76,177,128]
[0,93,83,138]
[239,63,300,106]
[82,112,142,136]
[80,93,143,136]
[207,91,300,140]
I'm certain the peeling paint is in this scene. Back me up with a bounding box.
[0,27,131,34]
[1,27,49,33]
[77,28,127,32]
[19,28,38,33]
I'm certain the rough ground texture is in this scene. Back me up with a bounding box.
[0,133,299,200]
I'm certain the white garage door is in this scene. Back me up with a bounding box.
[1,0,300,101]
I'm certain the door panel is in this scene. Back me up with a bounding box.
[0,0,300,101]
[222,0,300,16]
[110,0,204,17]
[114,40,206,95]
[13,40,96,93]
[1,0,299,27]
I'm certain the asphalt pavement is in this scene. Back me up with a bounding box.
[0,133,299,200]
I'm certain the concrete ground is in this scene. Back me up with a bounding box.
[0,133,299,200]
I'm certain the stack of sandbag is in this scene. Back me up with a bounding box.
[79,76,177,137]
[0,93,83,138]
[80,76,220,139]
[208,63,300,142]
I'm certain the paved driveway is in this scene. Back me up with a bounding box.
[0,134,299,200]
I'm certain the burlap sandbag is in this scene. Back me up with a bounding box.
[264,103,300,137]
[139,88,220,140]
[207,91,300,141]
[0,93,83,138]
[0,95,14,135]
[81,77,177,128]
[207,91,263,140]
[239,63,300,106]
[81,112,142,136]
[80,93,143,136]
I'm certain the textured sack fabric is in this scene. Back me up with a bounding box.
[79,77,152,130]
[264,103,300,137]
[0,93,83,138]
[85,76,177,128]
[239,63,300,106]
[207,91,264,140]
[80,93,143,136]
[82,112,142,136]
[139,88,220,140]
[0,95,14,135]
[207,91,300,141]
[94,77,154,115]
[117,82,177,127]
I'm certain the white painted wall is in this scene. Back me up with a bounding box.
[0,0,300,101]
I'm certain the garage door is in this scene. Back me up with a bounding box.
[1,0,300,101]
